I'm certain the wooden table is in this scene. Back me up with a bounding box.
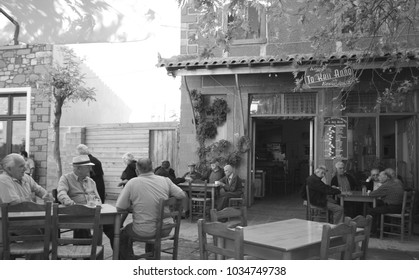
[338,191,377,219]
[237,219,331,259]
[178,182,218,210]
[0,204,122,260]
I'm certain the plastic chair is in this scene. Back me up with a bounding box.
[344,215,372,259]
[1,201,52,260]
[210,206,247,228]
[188,181,211,222]
[320,221,356,260]
[305,185,330,222]
[380,190,416,241]
[131,197,183,260]
[197,219,244,260]
[51,204,103,260]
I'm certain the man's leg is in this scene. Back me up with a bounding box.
[119,223,135,260]
[368,204,401,235]
[327,202,344,224]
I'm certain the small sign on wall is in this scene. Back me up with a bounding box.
[324,117,348,159]
[304,65,354,88]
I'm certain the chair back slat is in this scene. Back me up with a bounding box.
[51,204,102,260]
[198,219,244,260]
[344,215,372,259]
[1,201,52,260]
[210,207,247,227]
[320,222,356,260]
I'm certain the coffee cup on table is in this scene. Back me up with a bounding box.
[214,181,220,186]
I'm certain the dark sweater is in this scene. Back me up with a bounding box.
[306,174,341,208]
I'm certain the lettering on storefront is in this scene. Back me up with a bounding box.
[324,117,348,159]
[304,65,354,88]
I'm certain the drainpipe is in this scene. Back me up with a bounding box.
[235,74,246,136]
[0,8,20,45]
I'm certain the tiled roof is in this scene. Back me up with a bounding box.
[158,51,419,72]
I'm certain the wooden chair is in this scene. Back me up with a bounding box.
[210,206,247,228]
[305,184,330,222]
[319,221,356,260]
[228,180,246,208]
[380,190,416,241]
[188,181,211,222]
[344,215,372,259]
[1,201,52,260]
[51,204,103,260]
[132,197,183,260]
[197,219,244,260]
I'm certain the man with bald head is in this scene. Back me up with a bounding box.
[0,153,53,204]
[116,158,186,259]
[216,164,243,211]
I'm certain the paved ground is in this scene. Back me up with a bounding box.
[103,193,419,260]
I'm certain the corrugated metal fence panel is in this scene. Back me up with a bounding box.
[149,129,177,171]
[85,122,178,197]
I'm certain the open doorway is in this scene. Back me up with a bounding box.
[252,118,312,201]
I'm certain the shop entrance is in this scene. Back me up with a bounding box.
[251,118,314,200]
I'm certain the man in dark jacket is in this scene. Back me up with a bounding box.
[306,167,343,224]
[77,144,106,203]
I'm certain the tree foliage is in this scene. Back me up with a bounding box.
[37,47,96,177]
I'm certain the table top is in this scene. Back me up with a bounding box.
[0,203,118,218]
[178,182,218,188]
[338,191,376,200]
[243,219,328,252]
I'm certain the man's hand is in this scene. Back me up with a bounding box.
[42,192,55,203]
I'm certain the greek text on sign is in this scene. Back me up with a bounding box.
[304,65,354,88]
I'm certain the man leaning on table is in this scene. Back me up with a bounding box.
[305,167,343,224]
[0,153,54,204]
[56,155,115,246]
[116,158,186,260]
[367,170,404,237]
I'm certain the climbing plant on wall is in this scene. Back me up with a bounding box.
[189,89,251,172]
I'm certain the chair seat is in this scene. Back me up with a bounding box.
[384,213,408,218]
[57,245,104,259]
[10,241,49,255]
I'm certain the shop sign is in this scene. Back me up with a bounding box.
[324,117,348,159]
[304,65,354,88]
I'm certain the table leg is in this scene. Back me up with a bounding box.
[340,197,344,222]
[112,213,122,260]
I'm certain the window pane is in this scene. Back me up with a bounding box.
[12,120,26,153]
[13,96,27,115]
[0,121,7,160]
[0,97,8,115]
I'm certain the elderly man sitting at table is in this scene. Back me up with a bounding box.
[368,170,404,237]
[116,158,186,260]
[0,153,53,204]
[56,155,115,246]
[215,165,243,211]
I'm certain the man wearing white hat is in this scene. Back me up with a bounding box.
[57,155,115,244]
[57,155,101,206]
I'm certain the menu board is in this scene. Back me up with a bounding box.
[324,117,348,159]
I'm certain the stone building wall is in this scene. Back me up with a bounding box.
[0,44,52,187]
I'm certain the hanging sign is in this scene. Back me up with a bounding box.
[324,117,348,159]
[304,65,354,88]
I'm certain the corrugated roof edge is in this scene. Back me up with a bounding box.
[157,50,419,70]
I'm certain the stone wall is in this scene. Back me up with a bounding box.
[0,44,52,187]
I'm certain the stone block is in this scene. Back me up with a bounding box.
[33,122,49,130]
[13,74,26,84]
[34,138,48,146]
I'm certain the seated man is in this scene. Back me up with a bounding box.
[203,159,225,184]
[182,162,203,182]
[330,161,361,217]
[155,160,185,185]
[57,155,114,244]
[365,168,381,191]
[116,158,186,260]
[306,167,343,224]
[368,170,404,236]
[117,152,137,187]
[216,165,243,211]
[0,153,53,204]
[20,150,35,178]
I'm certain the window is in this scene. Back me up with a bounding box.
[225,3,266,44]
[0,93,27,160]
